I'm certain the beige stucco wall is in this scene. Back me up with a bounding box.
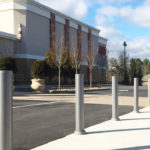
[0,1,105,85]
[13,9,100,61]
[0,10,14,34]
[91,35,98,56]
[26,11,50,56]
[14,9,27,54]
[55,22,65,51]
[0,37,14,57]
[14,10,50,57]
[69,27,77,53]
[81,31,88,61]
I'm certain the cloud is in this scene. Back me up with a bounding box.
[96,0,150,29]
[36,0,90,20]
[94,0,150,60]
[96,0,133,6]
[127,37,150,59]
[106,35,150,60]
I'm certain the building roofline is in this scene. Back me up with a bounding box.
[0,31,17,40]
[0,0,100,33]
[29,0,100,32]
[99,36,108,46]
[99,36,108,41]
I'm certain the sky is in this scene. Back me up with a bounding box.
[37,0,150,60]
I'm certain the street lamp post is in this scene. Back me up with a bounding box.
[123,41,127,83]
[123,41,127,61]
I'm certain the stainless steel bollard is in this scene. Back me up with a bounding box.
[148,79,150,108]
[134,78,139,113]
[75,74,85,135]
[0,71,13,150]
[112,76,120,121]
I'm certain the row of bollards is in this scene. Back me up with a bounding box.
[111,77,140,120]
[1,72,150,150]
[74,75,150,134]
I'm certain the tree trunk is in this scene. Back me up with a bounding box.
[102,68,103,84]
[58,66,61,89]
[90,70,92,88]
[76,69,78,74]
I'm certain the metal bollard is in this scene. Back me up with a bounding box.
[0,71,13,150]
[148,79,150,108]
[74,74,85,135]
[134,78,139,113]
[112,76,120,121]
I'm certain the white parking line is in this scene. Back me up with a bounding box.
[13,102,59,109]
[119,90,129,92]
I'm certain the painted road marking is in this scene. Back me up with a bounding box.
[119,90,129,92]
[13,102,60,109]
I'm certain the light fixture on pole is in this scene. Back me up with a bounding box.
[123,41,127,58]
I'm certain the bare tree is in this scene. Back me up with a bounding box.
[86,47,96,88]
[69,36,82,74]
[55,36,66,89]
[45,35,66,89]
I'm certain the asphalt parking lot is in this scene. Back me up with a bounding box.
[12,85,148,150]
[85,85,148,97]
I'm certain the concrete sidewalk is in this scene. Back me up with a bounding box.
[32,107,150,150]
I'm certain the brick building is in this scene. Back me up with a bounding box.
[0,0,107,85]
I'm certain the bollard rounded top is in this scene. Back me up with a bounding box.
[0,70,13,72]
[0,70,13,75]
[75,74,84,77]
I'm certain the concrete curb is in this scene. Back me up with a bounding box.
[48,88,110,94]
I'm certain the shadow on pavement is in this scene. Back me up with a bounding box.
[122,117,150,121]
[14,147,29,150]
[86,127,150,135]
[114,145,150,150]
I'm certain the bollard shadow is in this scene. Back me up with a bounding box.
[86,127,150,135]
[13,147,29,150]
[122,117,150,121]
[114,145,150,150]
[141,111,150,113]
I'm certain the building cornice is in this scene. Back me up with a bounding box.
[0,31,17,40]
[14,53,45,60]
[100,36,108,41]
[99,36,108,46]
[0,0,100,36]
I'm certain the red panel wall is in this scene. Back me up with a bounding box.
[65,19,69,50]
[77,24,82,60]
[50,12,56,51]
[98,45,106,55]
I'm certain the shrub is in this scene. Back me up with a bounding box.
[31,60,48,79]
[45,50,57,69]
[45,50,57,77]
[0,56,17,73]
[62,65,75,79]
[45,49,76,83]
[61,50,75,79]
